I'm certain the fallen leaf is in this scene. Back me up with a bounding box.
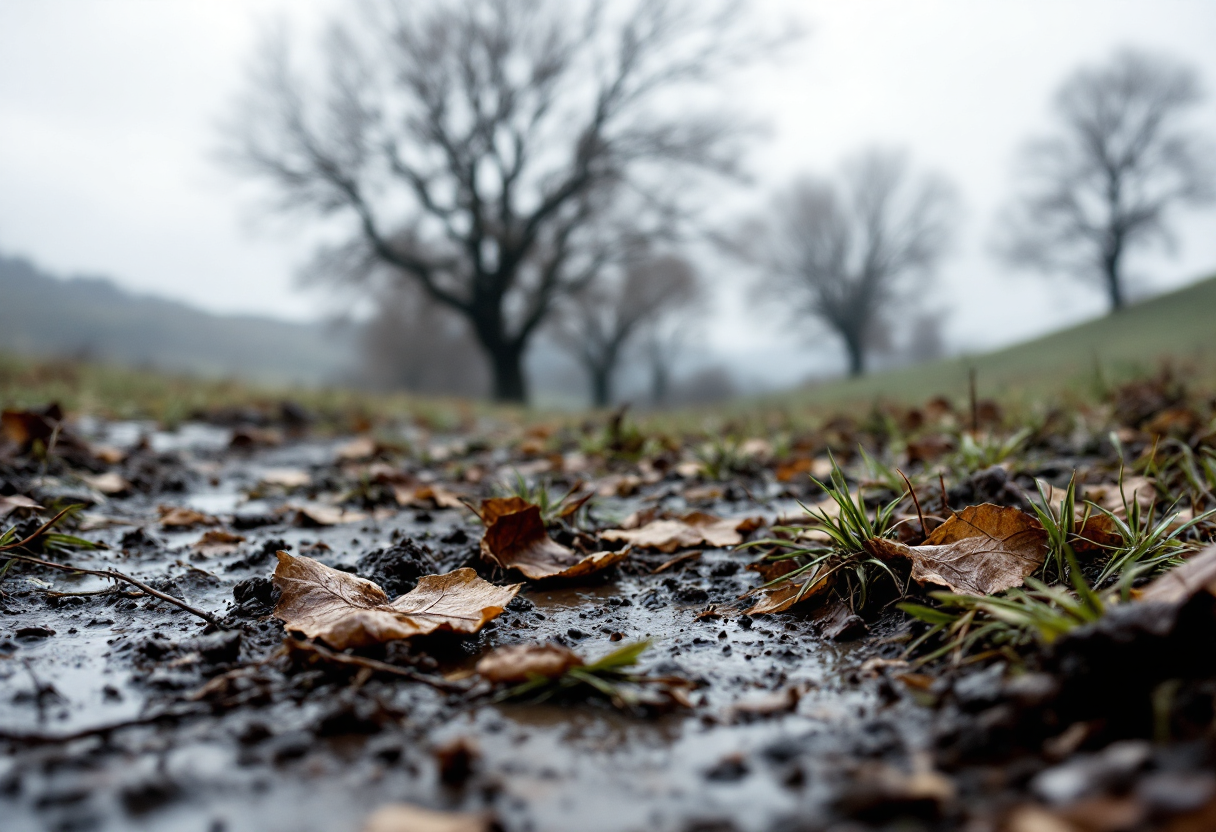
[89,444,126,465]
[290,503,368,527]
[361,803,496,832]
[866,504,1048,596]
[336,435,377,462]
[744,571,833,615]
[475,643,583,684]
[596,473,642,497]
[479,497,628,580]
[601,511,760,553]
[259,468,311,488]
[80,472,130,495]
[1138,544,1216,605]
[192,530,246,557]
[1082,477,1156,515]
[729,683,809,720]
[0,494,42,518]
[158,506,219,529]
[273,552,519,649]
[1072,514,1123,555]
[396,483,465,510]
[1,406,60,447]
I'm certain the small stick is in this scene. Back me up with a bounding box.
[651,550,702,574]
[939,472,950,513]
[897,470,928,537]
[3,552,224,629]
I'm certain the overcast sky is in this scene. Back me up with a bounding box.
[2,0,1215,388]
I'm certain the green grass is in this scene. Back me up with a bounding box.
[789,274,1216,406]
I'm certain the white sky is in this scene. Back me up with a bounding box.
[2,0,1215,387]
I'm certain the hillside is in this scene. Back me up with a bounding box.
[797,274,1216,406]
[0,253,357,385]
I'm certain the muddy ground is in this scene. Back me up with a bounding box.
[3,398,1216,832]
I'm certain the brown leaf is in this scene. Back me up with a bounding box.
[290,503,367,527]
[80,472,130,495]
[601,512,759,553]
[1072,514,1123,555]
[335,435,377,461]
[1138,544,1216,605]
[1082,477,1156,515]
[259,468,311,489]
[866,504,1048,596]
[475,643,583,684]
[395,483,465,510]
[273,552,519,649]
[744,571,833,615]
[158,506,219,529]
[479,497,627,580]
[361,803,496,832]
[192,530,246,557]
[0,494,43,519]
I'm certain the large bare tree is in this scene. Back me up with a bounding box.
[997,49,1213,312]
[222,0,764,402]
[552,252,700,407]
[755,150,956,377]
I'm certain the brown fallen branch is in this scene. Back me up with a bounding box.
[284,638,469,693]
[0,703,206,746]
[3,551,225,629]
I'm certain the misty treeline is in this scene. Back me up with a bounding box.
[222,0,1215,403]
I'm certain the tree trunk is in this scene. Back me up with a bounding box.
[842,331,866,378]
[589,365,612,408]
[1103,251,1125,312]
[489,345,528,403]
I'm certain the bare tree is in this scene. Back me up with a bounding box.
[222,0,767,403]
[755,150,956,377]
[552,253,699,407]
[997,49,1214,312]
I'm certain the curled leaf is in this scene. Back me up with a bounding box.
[744,571,833,615]
[273,551,519,649]
[475,643,583,684]
[158,506,219,529]
[479,497,627,580]
[866,503,1047,596]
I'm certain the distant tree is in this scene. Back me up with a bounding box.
[997,49,1214,312]
[754,150,956,377]
[221,0,768,403]
[552,253,700,407]
[359,281,489,397]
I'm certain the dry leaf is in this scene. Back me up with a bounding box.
[1082,477,1156,514]
[1138,544,1216,605]
[158,506,219,529]
[475,643,583,684]
[80,472,130,495]
[336,435,377,462]
[744,571,832,615]
[601,512,759,553]
[362,803,495,832]
[479,497,628,580]
[192,530,246,557]
[0,494,42,518]
[1072,514,1123,555]
[290,503,367,527]
[259,468,311,488]
[866,504,1048,596]
[273,552,519,649]
[396,483,465,510]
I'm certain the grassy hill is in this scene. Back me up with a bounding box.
[787,275,1216,408]
[0,253,357,386]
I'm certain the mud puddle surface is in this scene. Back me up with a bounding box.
[5,405,1216,832]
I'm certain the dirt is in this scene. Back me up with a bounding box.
[2,396,1216,832]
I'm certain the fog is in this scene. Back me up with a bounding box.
[2,0,1215,397]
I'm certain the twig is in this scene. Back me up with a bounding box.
[651,550,702,574]
[285,639,468,693]
[897,470,928,537]
[3,552,224,629]
[0,704,205,746]
[938,472,949,513]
